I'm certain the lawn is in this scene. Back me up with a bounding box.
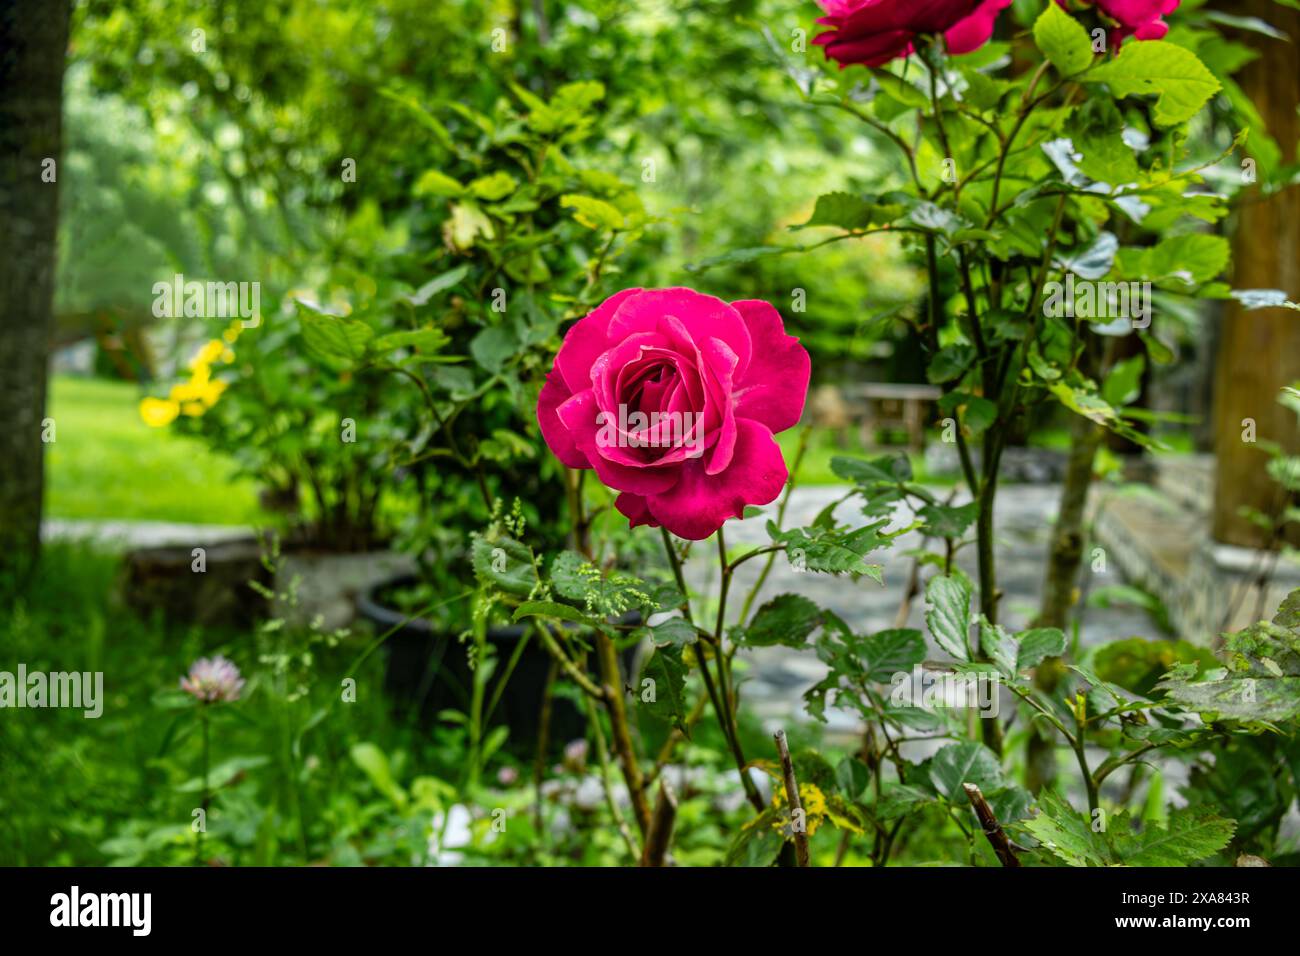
[45,375,268,525]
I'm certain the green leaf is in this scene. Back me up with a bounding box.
[684,246,791,274]
[641,645,689,734]
[918,501,979,539]
[830,453,911,485]
[929,742,1003,802]
[405,265,469,306]
[861,628,926,684]
[1159,588,1300,722]
[1115,806,1236,866]
[413,169,465,198]
[1147,234,1229,286]
[1024,790,1108,866]
[644,616,700,648]
[739,594,823,648]
[1016,627,1067,670]
[350,743,407,811]
[1102,354,1145,407]
[470,324,521,373]
[513,600,597,628]
[925,574,973,661]
[927,344,976,384]
[468,171,516,201]
[560,194,624,231]
[769,522,887,578]
[297,304,374,362]
[978,617,1017,680]
[1033,2,1094,76]
[471,535,539,597]
[1084,41,1221,127]
[836,756,872,802]
[872,68,928,108]
[791,192,877,231]
[372,328,452,355]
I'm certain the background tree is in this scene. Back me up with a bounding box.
[0,0,71,574]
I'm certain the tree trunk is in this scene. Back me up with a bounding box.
[0,0,70,574]
[1212,0,1300,549]
[1025,412,1103,793]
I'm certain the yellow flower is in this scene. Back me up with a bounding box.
[180,401,206,417]
[189,339,224,370]
[139,397,180,428]
[220,348,235,363]
[170,377,226,411]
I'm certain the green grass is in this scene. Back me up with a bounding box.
[45,375,268,525]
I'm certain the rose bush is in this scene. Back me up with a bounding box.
[537,287,810,540]
[813,0,1012,69]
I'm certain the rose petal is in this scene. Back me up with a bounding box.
[645,418,788,540]
[614,492,657,529]
[729,300,811,434]
[558,389,679,495]
[944,0,1011,55]
[606,288,753,380]
[537,367,589,468]
[555,288,643,394]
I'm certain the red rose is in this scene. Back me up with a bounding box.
[813,0,1013,69]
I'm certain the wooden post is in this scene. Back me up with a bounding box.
[1212,0,1300,550]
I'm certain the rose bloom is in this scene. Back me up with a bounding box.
[537,288,810,540]
[1061,0,1179,42]
[813,0,1013,69]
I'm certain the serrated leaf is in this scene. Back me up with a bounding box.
[1024,790,1109,866]
[1115,806,1236,866]
[641,645,689,734]
[978,617,1017,680]
[739,594,823,648]
[1016,627,1067,670]
[925,574,972,661]
[1085,41,1221,127]
[918,500,979,539]
[862,628,926,684]
[929,741,1003,802]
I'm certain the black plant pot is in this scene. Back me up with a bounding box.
[357,575,637,756]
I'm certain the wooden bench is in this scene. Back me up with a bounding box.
[846,383,942,451]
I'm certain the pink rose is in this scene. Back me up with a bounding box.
[537,288,810,541]
[813,0,1012,69]
[1056,0,1180,43]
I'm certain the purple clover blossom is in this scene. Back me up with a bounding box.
[180,655,245,703]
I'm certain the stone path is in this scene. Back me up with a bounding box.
[680,484,1158,736]
[46,492,1160,737]
[43,518,252,550]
